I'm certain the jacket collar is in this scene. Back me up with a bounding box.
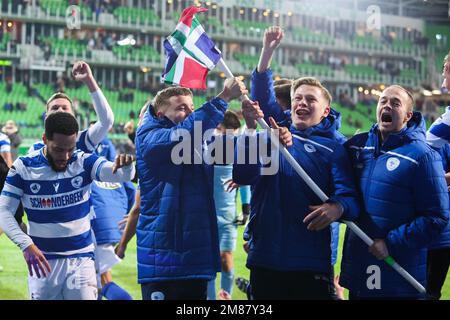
[366,111,426,153]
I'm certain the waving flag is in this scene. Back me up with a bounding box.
[162,6,222,90]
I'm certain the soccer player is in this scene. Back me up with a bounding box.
[426,51,450,147]
[29,60,114,154]
[252,26,292,125]
[0,131,12,168]
[423,52,450,299]
[340,85,449,299]
[0,112,135,300]
[234,78,360,299]
[0,125,16,272]
[135,78,247,300]
[252,26,344,294]
[89,132,136,300]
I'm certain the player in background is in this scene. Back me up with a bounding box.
[29,60,114,154]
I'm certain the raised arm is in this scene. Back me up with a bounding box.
[72,61,114,151]
[252,26,287,123]
[138,77,247,164]
[257,26,284,73]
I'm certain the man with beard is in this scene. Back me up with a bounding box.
[0,112,135,300]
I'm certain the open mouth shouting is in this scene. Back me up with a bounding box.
[380,112,393,124]
[295,108,310,117]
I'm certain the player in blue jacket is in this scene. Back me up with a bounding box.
[249,26,344,298]
[90,136,136,300]
[135,78,248,300]
[340,85,449,299]
[426,144,450,299]
[234,77,360,299]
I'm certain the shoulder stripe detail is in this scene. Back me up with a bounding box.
[381,151,419,165]
[292,134,333,152]
[348,146,375,150]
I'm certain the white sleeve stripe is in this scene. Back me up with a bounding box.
[0,145,11,152]
[92,158,107,181]
[380,151,419,165]
[3,183,24,196]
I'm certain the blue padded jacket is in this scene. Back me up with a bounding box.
[340,112,449,298]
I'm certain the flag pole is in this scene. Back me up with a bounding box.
[216,58,427,295]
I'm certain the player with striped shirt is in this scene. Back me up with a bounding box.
[425,51,450,299]
[0,132,12,168]
[0,112,135,300]
[426,52,450,147]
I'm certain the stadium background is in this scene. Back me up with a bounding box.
[0,0,449,299]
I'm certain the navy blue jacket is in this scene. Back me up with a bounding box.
[251,68,346,266]
[340,112,449,298]
[429,144,450,250]
[90,137,135,245]
[91,181,136,245]
[135,98,228,283]
[233,117,360,273]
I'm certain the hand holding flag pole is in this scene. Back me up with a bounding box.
[217,58,426,295]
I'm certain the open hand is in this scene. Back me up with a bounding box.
[23,244,51,278]
[112,154,135,174]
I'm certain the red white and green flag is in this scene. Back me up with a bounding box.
[162,6,222,90]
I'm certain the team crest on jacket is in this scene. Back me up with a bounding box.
[386,157,400,171]
[30,183,41,194]
[304,144,316,153]
[71,176,83,188]
[151,291,165,300]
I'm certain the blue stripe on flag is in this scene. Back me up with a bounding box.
[194,33,221,66]
[163,39,178,77]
